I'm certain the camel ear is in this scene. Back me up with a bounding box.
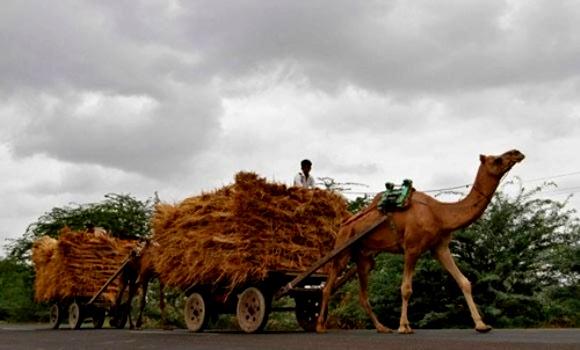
[480,154,486,163]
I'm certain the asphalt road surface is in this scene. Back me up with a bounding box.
[1,325,579,350]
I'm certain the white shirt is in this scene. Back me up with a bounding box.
[294,172,315,188]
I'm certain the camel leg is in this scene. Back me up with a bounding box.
[114,277,128,310]
[159,281,172,329]
[316,263,339,333]
[111,274,128,328]
[356,255,391,333]
[135,277,149,329]
[435,247,491,333]
[398,251,419,334]
[126,277,138,330]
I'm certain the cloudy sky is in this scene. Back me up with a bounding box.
[1,0,580,254]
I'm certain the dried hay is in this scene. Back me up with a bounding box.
[32,227,137,303]
[152,172,351,291]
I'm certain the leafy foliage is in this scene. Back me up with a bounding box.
[448,184,579,327]
[346,194,372,214]
[7,193,154,262]
[0,258,45,321]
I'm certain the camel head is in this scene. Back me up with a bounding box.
[479,149,525,178]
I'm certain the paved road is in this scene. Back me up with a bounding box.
[1,325,579,350]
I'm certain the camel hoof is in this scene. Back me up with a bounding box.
[398,326,414,334]
[376,325,392,334]
[476,325,492,333]
[316,325,327,334]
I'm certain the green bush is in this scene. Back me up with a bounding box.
[0,259,46,322]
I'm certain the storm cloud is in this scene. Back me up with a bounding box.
[1,0,579,250]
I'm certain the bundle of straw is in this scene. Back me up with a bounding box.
[31,236,60,302]
[32,228,136,303]
[152,172,350,291]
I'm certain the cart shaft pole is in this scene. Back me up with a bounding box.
[275,215,387,299]
[87,254,133,305]
[333,265,357,292]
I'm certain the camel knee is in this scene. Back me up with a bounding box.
[358,292,369,306]
[459,278,472,294]
[401,283,412,300]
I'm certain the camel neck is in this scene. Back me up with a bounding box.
[438,165,501,231]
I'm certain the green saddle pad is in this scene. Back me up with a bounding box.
[378,179,413,213]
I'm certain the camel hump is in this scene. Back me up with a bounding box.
[378,179,414,213]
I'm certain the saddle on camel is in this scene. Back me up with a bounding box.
[316,149,525,334]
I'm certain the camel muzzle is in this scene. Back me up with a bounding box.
[505,150,525,164]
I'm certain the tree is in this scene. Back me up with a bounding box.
[346,195,372,214]
[7,193,154,262]
[0,258,45,321]
[450,183,579,327]
[0,193,154,323]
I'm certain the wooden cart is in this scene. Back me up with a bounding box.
[182,216,386,333]
[48,253,134,330]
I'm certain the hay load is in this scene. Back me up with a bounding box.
[32,228,137,303]
[31,236,60,302]
[152,171,351,291]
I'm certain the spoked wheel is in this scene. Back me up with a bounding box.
[49,303,63,329]
[68,302,84,330]
[92,308,106,329]
[294,292,322,332]
[109,304,128,329]
[236,287,270,333]
[184,292,210,332]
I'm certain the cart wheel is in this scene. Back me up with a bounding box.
[49,303,63,329]
[108,316,119,329]
[295,293,322,332]
[92,308,106,329]
[68,302,84,330]
[236,287,270,333]
[109,304,129,329]
[184,292,210,332]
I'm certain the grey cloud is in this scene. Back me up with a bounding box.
[3,0,580,253]
[25,166,103,196]
[9,87,221,178]
[22,162,164,199]
[2,0,580,180]
[315,154,381,178]
[1,0,221,178]
[313,93,440,135]
[0,0,202,98]
[170,0,580,93]
[3,0,580,97]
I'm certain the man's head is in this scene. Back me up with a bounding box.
[301,159,312,176]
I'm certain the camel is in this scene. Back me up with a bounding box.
[316,149,525,334]
[113,240,166,329]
